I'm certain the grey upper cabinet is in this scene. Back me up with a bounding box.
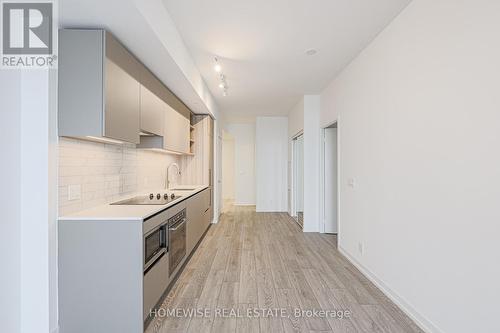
[58,29,141,144]
[138,102,190,153]
[105,59,140,143]
[164,104,190,153]
[140,86,164,136]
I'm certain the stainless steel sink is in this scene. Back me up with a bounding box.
[170,188,196,191]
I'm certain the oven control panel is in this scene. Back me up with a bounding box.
[168,209,186,227]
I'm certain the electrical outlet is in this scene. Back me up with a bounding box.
[68,184,81,201]
[348,178,356,188]
[358,242,364,255]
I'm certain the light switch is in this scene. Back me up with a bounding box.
[348,178,356,188]
[68,184,81,201]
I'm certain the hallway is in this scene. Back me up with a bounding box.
[146,206,423,333]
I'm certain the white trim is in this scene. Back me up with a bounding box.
[319,127,325,233]
[233,203,256,206]
[339,246,442,333]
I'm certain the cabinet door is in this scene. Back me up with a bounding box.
[199,189,211,228]
[140,86,164,136]
[186,196,197,254]
[186,191,208,254]
[163,104,177,152]
[164,105,190,153]
[180,115,190,153]
[104,59,140,143]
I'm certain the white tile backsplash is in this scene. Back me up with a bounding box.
[58,137,180,216]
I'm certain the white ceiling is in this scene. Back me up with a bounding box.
[163,0,412,120]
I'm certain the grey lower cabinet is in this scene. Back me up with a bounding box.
[58,189,211,333]
[58,29,141,144]
[186,188,211,254]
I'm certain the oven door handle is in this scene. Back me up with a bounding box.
[169,218,186,231]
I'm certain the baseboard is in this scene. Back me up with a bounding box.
[338,246,443,333]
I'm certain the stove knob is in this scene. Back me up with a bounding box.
[149,193,154,200]
[164,193,169,200]
[156,193,161,200]
[171,193,175,200]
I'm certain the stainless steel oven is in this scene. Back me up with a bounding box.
[168,207,187,275]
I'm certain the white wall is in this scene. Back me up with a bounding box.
[58,138,181,216]
[320,1,500,332]
[21,70,54,333]
[214,118,223,222]
[302,96,321,232]
[222,131,235,200]
[287,98,304,214]
[0,70,58,333]
[288,98,304,138]
[255,117,288,212]
[0,71,22,333]
[225,123,256,205]
[286,96,321,230]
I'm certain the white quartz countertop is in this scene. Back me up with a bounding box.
[58,185,209,221]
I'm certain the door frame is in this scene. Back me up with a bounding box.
[319,119,340,235]
[290,130,303,220]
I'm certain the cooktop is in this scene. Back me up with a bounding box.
[110,193,181,205]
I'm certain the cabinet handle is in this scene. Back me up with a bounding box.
[169,218,186,231]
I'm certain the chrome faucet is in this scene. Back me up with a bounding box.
[165,163,180,189]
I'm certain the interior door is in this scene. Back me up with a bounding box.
[324,128,338,234]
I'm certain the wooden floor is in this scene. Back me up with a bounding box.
[145,206,423,333]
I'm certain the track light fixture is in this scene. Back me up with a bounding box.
[214,57,222,72]
[214,57,228,96]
